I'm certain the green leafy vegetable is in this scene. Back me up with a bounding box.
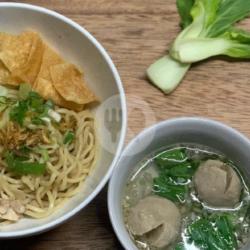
[187,215,237,250]
[215,215,238,248]
[12,146,32,161]
[9,99,29,126]
[188,218,220,249]
[147,0,250,93]
[28,92,45,113]
[187,0,221,30]
[175,242,186,250]
[9,84,55,126]
[63,131,75,144]
[155,148,188,168]
[19,145,32,155]
[177,0,195,28]
[171,0,250,63]
[168,162,196,178]
[207,0,250,37]
[245,205,250,221]
[4,151,46,176]
[153,175,187,202]
[153,148,197,202]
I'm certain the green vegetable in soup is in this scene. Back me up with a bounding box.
[153,148,197,202]
[155,148,188,169]
[187,215,237,250]
[245,205,250,221]
[4,151,46,176]
[175,243,186,250]
[153,175,187,202]
[215,215,238,248]
[147,0,250,94]
[168,162,197,179]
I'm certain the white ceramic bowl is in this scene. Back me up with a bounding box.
[108,117,250,250]
[0,2,126,238]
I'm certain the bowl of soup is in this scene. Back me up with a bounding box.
[108,117,250,250]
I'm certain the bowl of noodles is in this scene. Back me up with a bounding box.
[0,3,126,238]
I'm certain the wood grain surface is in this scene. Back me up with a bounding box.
[1,0,250,249]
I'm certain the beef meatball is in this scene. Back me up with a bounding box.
[194,159,242,207]
[127,196,181,248]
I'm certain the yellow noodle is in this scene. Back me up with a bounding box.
[0,105,96,222]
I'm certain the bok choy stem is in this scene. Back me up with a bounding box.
[173,38,232,63]
[147,56,190,93]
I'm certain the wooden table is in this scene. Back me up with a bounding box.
[2,0,250,249]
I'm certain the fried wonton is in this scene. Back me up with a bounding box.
[0,30,97,111]
[33,47,84,111]
[0,31,44,85]
[50,63,96,105]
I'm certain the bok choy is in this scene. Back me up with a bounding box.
[153,148,198,203]
[186,214,238,250]
[147,0,250,93]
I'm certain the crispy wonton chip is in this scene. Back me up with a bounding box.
[0,31,44,85]
[13,33,44,85]
[35,45,63,81]
[50,63,96,105]
[0,33,22,86]
[0,61,21,86]
[33,47,84,111]
[0,30,97,111]
[0,31,34,72]
[33,78,84,111]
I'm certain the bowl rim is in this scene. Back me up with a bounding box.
[0,2,127,238]
[108,117,250,250]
